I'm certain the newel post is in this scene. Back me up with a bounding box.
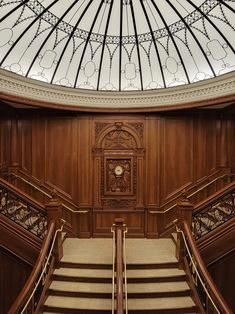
[176,193,193,267]
[46,192,63,264]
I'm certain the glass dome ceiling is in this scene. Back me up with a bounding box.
[0,0,235,92]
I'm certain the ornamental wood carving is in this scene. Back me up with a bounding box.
[105,158,132,195]
[93,120,144,210]
[103,130,136,149]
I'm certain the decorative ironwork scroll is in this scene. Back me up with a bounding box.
[0,186,47,239]
[193,191,235,240]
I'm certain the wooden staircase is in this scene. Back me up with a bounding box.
[42,238,198,314]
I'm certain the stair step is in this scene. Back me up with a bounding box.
[52,267,186,283]
[127,268,185,278]
[48,280,191,298]
[44,296,112,311]
[44,295,196,313]
[54,267,112,278]
[59,261,112,269]
[128,297,196,312]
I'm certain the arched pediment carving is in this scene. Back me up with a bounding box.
[95,122,143,149]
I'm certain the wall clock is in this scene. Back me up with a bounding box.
[114,165,124,176]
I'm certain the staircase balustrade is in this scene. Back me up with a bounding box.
[175,195,233,314]
[192,181,235,240]
[0,178,47,239]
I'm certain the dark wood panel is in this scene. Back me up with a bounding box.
[0,119,11,171]
[20,118,32,173]
[78,116,92,206]
[0,246,32,314]
[145,117,160,207]
[161,117,193,202]
[0,215,41,265]
[45,117,76,199]
[209,251,235,313]
[31,115,46,181]
[93,210,145,237]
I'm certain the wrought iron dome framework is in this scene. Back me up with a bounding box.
[0,0,235,92]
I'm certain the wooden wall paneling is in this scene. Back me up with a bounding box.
[145,116,160,208]
[77,208,92,238]
[45,117,75,199]
[92,210,145,237]
[160,116,194,204]
[0,215,41,266]
[0,246,32,314]
[0,118,11,172]
[20,117,32,173]
[10,117,20,168]
[194,114,209,182]
[207,116,217,172]
[78,116,93,206]
[44,116,79,234]
[208,251,235,313]
[77,116,93,237]
[136,156,144,209]
[145,116,160,238]
[31,114,46,181]
[93,156,101,208]
[225,118,234,174]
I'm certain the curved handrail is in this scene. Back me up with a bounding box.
[150,173,235,214]
[8,220,56,313]
[9,218,65,314]
[7,173,88,214]
[178,220,232,314]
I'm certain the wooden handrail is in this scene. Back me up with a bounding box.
[7,173,88,214]
[112,219,127,314]
[182,221,232,314]
[150,172,234,214]
[8,220,56,314]
[116,225,124,314]
[194,180,235,213]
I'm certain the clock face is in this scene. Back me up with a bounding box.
[114,165,124,176]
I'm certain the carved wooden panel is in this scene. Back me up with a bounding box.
[104,157,133,195]
[93,120,144,213]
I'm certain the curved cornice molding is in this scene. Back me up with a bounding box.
[0,69,235,111]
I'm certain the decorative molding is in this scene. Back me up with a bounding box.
[0,69,235,110]
[102,130,136,149]
[127,122,144,142]
[102,199,136,208]
[95,122,111,140]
